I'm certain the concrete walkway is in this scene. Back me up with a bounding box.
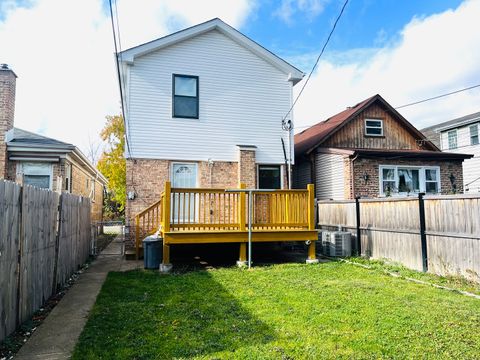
[15,236,142,360]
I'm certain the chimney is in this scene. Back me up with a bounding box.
[0,63,17,179]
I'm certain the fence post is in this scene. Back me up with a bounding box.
[355,196,361,256]
[52,193,63,294]
[418,192,428,272]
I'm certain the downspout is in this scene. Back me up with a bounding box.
[281,138,289,189]
[350,153,359,199]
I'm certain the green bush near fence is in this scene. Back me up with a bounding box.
[73,262,480,359]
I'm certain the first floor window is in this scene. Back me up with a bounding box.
[22,162,52,189]
[380,165,440,196]
[173,74,199,118]
[258,165,281,189]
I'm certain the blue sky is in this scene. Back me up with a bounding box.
[0,0,478,156]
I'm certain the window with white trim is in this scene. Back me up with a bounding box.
[448,130,457,149]
[22,162,52,189]
[379,165,440,196]
[470,124,479,145]
[365,119,383,136]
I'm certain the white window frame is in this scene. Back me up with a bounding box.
[448,129,458,149]
[257,164,284,189]
[365,118,383,136]
[21,162,53,190]
[470,124,479,146]
[379,165,441,196]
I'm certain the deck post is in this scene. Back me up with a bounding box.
[163,181,171,232]
[239,183,246,231]
[237,243,247,267]
[159,182,172,273]
[306,184,319,264]
[135,215,140,260]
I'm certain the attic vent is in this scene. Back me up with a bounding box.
[1,64,9,70]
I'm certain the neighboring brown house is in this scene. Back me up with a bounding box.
[293,94,473,199]
[0,64,107,221]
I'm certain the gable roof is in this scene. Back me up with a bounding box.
[422,111,480,133]
[6,128,107,185]
[294,94,439,156]
[8,127,74,149]
[119,18,305,84]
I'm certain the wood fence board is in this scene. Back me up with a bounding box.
[0,181,92,343]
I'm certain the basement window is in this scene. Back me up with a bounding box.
[365,119,383,136]
[173,74,199,119]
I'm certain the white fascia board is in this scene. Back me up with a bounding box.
[437,116,480,133]
[119,18,304,83]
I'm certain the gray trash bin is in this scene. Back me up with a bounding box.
[143,237,162,269]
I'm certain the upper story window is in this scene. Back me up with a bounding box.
[470,124,479,145]
[173,74,199,119]
[365,119,383,136]
[448,129,457,149]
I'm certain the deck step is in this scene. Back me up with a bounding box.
[124,249,138,260]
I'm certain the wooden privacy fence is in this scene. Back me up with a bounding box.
[0,181,92,342]
[318,194,480,282]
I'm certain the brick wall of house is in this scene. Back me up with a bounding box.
[343,156,354,199]
[348,158,464,198]
[238,149,256,188]
[0,66,16,179]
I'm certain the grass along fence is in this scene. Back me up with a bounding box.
[318,194,480,282]
[0,180,92,343]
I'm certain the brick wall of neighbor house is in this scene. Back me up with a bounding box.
[71,162,104,221]
[343,157,354,199]
[0,67,16,179]
[347,158,464,198]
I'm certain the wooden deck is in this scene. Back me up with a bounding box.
[135,182,318,266]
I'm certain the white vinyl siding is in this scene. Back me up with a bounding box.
[126,29,293,164]
[440,123,480,192]
[315,153,345,200]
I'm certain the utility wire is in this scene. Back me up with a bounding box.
[282,0,349,124]
[108,0,133,158]
[395,84,480,109]
[294,83,480,130]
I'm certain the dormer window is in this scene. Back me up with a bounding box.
[365,119,383,136]
[173,74,199,119]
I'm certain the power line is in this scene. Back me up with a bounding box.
[282,0,349,124]
[294,83,480,131]
[108,0,133,159]
[395,84,480,109]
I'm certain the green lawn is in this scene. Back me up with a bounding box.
[73,262,480,359]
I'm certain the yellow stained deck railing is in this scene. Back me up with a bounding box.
[134,193,163,259]
[134,183,316,259]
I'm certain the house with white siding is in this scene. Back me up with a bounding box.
[422,112,480,193]
[293,94,473,199]
[118,18,304,223]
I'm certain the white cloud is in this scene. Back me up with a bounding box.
[292,0,480,133]
[274,0,329,25]
[0,0,256,155]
